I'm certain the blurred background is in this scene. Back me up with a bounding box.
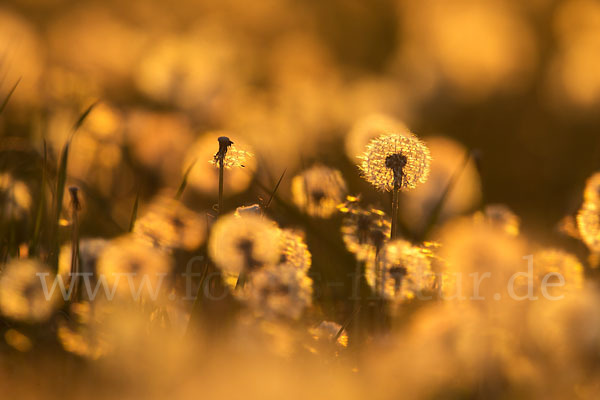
[2,0,600,242]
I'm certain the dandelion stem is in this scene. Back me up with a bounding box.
[391,183,400,240]
[218,158,224,216]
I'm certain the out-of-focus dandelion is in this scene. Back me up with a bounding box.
[474,204,521,236]
[0,173,32,220]
[209,213,282,289]
[0,260,61,322]
[345,113,411,161]
[234,204,262,217]
[184,132,255,197]
[96,236,173,299]
[243,263,313,320]
[339,196,391,261]
[583,172,600,204]
[279,229,311,272]
[401,137,481,231]
[291,165,347,218]
[531,249,584,296]
[577,202,600,255]
[365,240,434,303]
[4,329,32,352]
[359,133,431,239]
[133,197,207,251]
[307,321,348,356]
[57,301,112,359]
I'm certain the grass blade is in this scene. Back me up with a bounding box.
[0,77,20,115]
[128,190,140,232]
[265,169,286,209]
[175,159,197,200]
[30,140,47,255]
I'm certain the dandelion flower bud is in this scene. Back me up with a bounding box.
[208,213,282,288]
[359,133,431,192]
[291,164,347,218]
[365,240,434,302]
[244,263,313,320]
[0,260,62,322]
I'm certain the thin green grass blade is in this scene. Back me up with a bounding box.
[0,77,20,115]
[30,140,47,255]
[128,191,140,232]
[175,159,197,200]
[265,169,286,209]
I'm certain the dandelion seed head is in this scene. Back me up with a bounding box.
[0,260,61,322]
[577,202,600,254]
[309,321,348,349]
[279,229,312,272]
[365,240,434,302]
[583,172,600,204]
[96,235,173,298]
[340,196,391,261]
[244,263,313,320]
[0,173,32,220]
[57,301,112,359]
[133,197,207,251]
[359,134,431,191]
[234,204,262,217]
[210,135,252,169]
[209,213,282,288]
[291,165,347,218]
[532,249,584,295]
[345,113,412,161]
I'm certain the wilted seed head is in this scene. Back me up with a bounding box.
[57,301,112,359]
[0,260,61,322]
[583,172,600,204]
[279,229,312,272]
[209,213,282,289]
[291,165,347,218]
[133,197,207,251]
[243,263,313,320]
[340,196,391,261]
[365,240,434,302]
[577,202,600,254]
[359,134,431,191]
[96,236,173,298]
[0,172,32,220]
[210,135,251,169]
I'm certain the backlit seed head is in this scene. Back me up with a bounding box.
[339,196,391,261]
[209,213,282,288]
[210,135,251,169]
[133,197,207,251]
[532,249,584,295]
[577,202,600,254]
[244,263,313,320]
[0,260,61,322]
[291,165,347,218]
[359,134,431,191]
[474,204,521,236]
[583,172,600,204]
[345,113,412,161]
[96,235,173,298]
[57,301,112,359]
[279,229,312,273]
[0,173,32,220]
[365,240,434,302]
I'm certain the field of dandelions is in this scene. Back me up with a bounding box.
[3,0,600,399]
